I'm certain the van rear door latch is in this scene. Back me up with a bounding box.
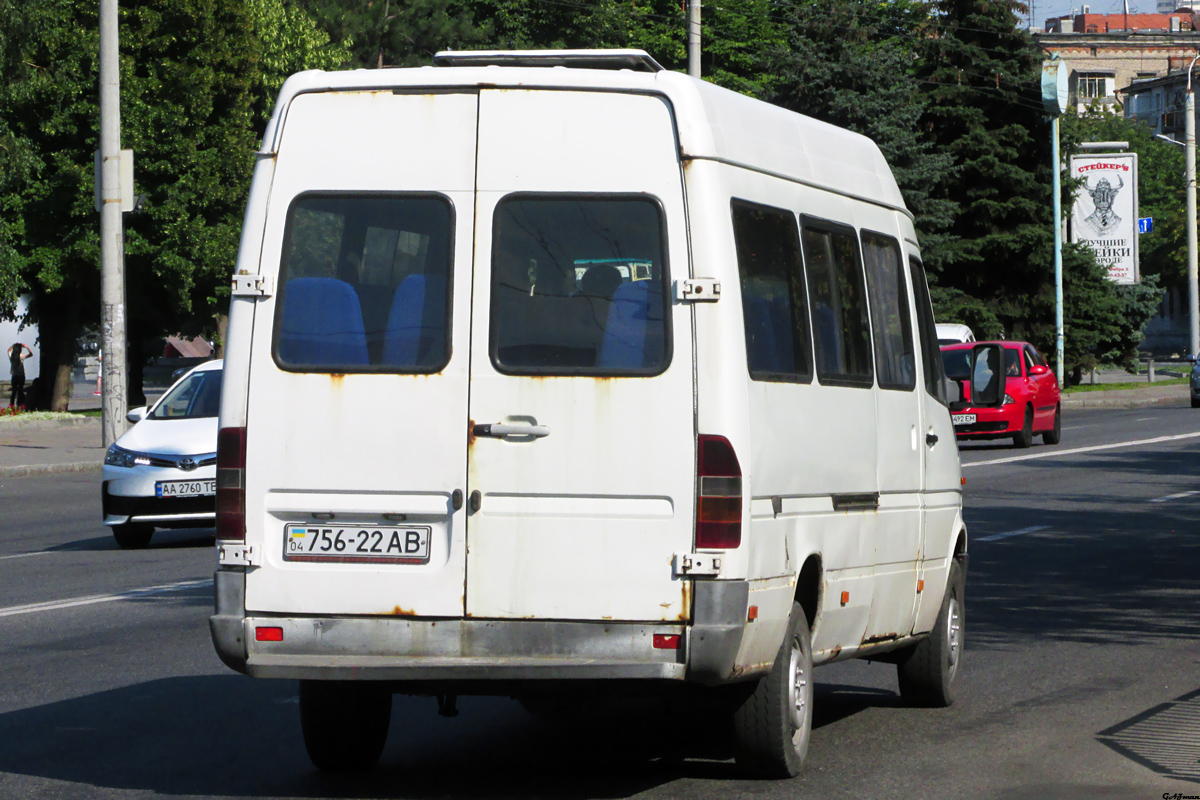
[218,542,257,567]
[231,273,274,298]
[674,279,721,303]
[673,552,722,576]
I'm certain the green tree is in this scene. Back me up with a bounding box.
[767,0,956,261]
[914,0,1133,380]
[293,0,488,68]
[0,0,349,408]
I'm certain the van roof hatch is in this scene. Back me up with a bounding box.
[432,49,665,73]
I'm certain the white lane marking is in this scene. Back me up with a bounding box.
[1063,424,1096,430]
[0,551,51,561]
[1150,490,1200,504]
[976,525,1050,542]
[963,431,1200,468]
[1135,417,1156,422]
[0,578,212,619]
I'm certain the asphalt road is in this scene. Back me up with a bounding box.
[0,405,1198,799]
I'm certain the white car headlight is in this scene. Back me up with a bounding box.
[1003,393,1015,405]
[104,445,150,468]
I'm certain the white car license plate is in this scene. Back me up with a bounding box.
[283,524,432,564]
[156,479,216,498]
[951,414,977,426]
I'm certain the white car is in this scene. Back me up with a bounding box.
[936,322,975,346]
[102,359,222,548]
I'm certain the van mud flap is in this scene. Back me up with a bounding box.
[687,580,749,685]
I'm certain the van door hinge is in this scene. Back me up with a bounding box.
[673,552,722,576]
[231,273,274,298]
[674,278,721,303]
[217,542,257,567]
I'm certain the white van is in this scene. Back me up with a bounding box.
[211,49,1002,777]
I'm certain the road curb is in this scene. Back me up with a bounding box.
[1062,392,1188,410]
[0,462,101,478]
[0,416,99,431]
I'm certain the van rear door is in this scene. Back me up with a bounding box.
[242,91,477,618]
[465,89,696,622]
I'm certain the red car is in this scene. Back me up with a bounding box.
[940,340,1062,448]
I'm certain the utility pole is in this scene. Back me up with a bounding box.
[1052,116,1065,385]
[1043,58,1068,384]
[687,0,701,78]
[99,0,127,448]
[1188,56,1200,358]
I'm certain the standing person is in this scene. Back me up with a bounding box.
[7,342,31,407]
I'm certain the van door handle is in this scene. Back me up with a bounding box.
[473,423,550,439]
[926,433,939,446]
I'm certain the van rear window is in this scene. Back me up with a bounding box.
[273,194,453,373]
[489,196,669,376]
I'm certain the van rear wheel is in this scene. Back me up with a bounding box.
[897,558,964,707]
[299,680,391,771]
[732,601,813,778]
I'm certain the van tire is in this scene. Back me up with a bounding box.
[1012,406,1034,449]
[299,680,391,771]
[1042,406,1062,445]
[111,524,153,549]
[732,601,813,778]
[897,558,964,708]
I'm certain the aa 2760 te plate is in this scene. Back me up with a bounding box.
[951,414,977,426]
[283,524,431,564]
[156,479,216,498]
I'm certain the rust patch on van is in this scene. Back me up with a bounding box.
[467,419,476,446]
[828,645,842,659]
[390,606,416,616]
[677,579,692,622]
[329,373,345,389]
[861,632,898,646]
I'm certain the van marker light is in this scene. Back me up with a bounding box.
[962,431,1200,469]
[0,578,212,618]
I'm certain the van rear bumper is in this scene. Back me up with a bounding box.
[210,570,750,683]
[236,616,687,681]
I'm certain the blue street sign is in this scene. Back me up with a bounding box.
[1138,217,1153,234]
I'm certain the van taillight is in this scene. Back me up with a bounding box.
[216,427,247,542]
[696,435,742,549]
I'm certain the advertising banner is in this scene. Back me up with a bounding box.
[1069,152,1139,284]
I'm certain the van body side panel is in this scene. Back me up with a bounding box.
[465,90,695,622]
[691,161,880,661]
[854,204,921,641]
[242,91,479,618]
[905,235,962,633]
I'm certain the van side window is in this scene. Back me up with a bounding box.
[908,257,948,404]
[861,232,915,391]
[273,194,453,373]
[490,195,669,376]
[800,221,873,387]
[731,200,813,383]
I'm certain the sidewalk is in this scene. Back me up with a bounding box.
[0,417,103,477]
